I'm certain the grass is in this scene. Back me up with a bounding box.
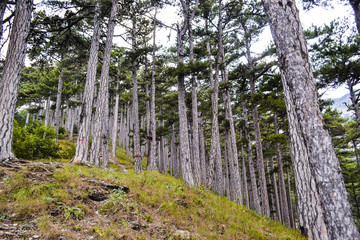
[0,146,306,240]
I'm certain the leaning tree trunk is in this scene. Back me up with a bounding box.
[274,112,291,227]
[0,0,7,44]
[243,103,261,213]
[72,3,101,164]
[263,0,360,238]
[89,0,118,167]
[147,9,157,171]
[0,0,33,163]
[349,0,360,35]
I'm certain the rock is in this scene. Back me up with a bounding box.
[173,230,191,239]
[130,222,146,231]
[83,178,130,193]
[32,235,40,239]
[59,236,68,240]
[87,188,108,201]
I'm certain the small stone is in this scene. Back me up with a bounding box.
[59,236,68,240]
[173,230,191,239]
[32,235,40,239]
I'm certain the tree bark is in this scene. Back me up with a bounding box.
[147,10,157,171]
[54,69,64,143]
[240,127,250,208]
[112,77,120,159]
[0,0,7,44]
[242,103,261,213]
[199,115,207,185]
[274,113,291,227]
[72,3,101,164]
[0,0,33,163]
[263,0,359,238]
[171,123,179,178]
[347,79,360,132]
[131,17,142,173]
[349,0,360,35]
[44,96,51,127]
[90,0,118,167]
[270,156,281,222]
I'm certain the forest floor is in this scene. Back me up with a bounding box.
[0,148,305,240]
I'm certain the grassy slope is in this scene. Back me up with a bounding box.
[0,149,305,240]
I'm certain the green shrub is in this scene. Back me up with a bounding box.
[13,120,60,159]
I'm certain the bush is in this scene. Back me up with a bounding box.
[13,120,61,159]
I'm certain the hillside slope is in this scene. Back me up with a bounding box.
[0,152,305,240]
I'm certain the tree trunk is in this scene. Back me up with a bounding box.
[240,127,250,208]
[112,77,120,159]
[89,0,118,167]
[270,156,281,222]
[274,113,291,227]
[54,69,64,143]
[351,182,360,219]
[188,16,201,186]
[0,0,33,163]
[349,0,360,35]
[72,3,101,164]
[199,115,207,185]
[171,124,178,178]
[44,96,51,127]
[0,0,7,44]
[242,103,261,213]
[286,168,296,229]
[224,134,230,197]
[347,80,360,132]
[131,17,142,173]
[264,0,360,238]
[147,9,157,171]
[177,24,194,186]
[247,41,269,216]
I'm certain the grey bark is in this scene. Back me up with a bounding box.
[188,10,201,186]
[44,96,51,127]
[286,168,296,229]
[0,0,6,44]
[147,9,157,171]
[347,79,360,132]
[171,124,178,178]
[131,17,142,173]
[199,115,207,185]
[246,40,270,216]
[90,0,118,167]
[112,77,120,159]
[242,103,261,213]
[270,156,281,222]
[274,113,291,227]
[240,128,249,208]
[349,0,360,35]
[263,0,360,238]
[176,0,195,187]
[54,69,64,143]
[0,0,33,163]
[72,3,101,164]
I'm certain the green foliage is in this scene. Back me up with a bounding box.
[13,121,61,160]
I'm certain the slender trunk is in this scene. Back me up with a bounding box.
[112,77,120,159]
[199,115,207,185]
[25,102,31,126]
[44,96,51,127]
[171,124,178,178]
[72,3,101,164]
[347,80,360,132]
[270,157,281,222]
[0,0,6,44]
[264,1,359,238]
[147,9,157,171]
[54,69,63,143]
[90,0,118,167]
[274,113,291,227]
[243,103,261,213]
[349,0,360,35]
[247,42,269,216]
[224,134,230,197]
[286,168,295,229]
[131,17,141,173]
[240,128,249,208]
[353,140,360,171]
